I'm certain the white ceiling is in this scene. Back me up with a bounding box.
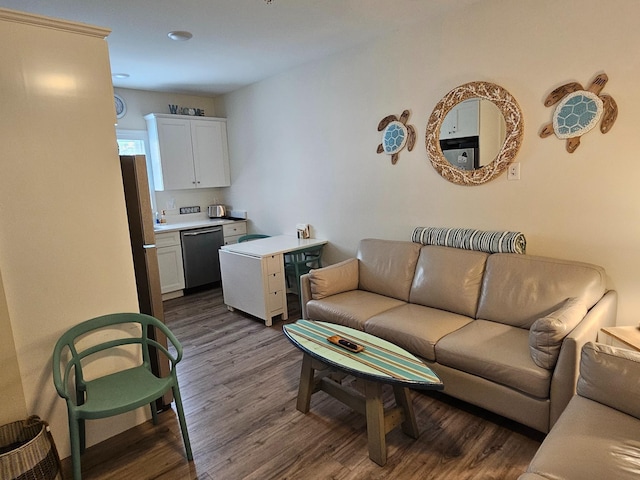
[0,0,478,96]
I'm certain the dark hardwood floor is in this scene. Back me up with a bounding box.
[62,287,543,479]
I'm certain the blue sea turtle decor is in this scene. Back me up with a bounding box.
[377,110,416,164]
[540,72,618,153]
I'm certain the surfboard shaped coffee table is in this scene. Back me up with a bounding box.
[283,319,443,466]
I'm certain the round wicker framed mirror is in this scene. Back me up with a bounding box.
[426,81,524,186]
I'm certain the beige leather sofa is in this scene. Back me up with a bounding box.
[300,238,617,433]
[519,342,640,479]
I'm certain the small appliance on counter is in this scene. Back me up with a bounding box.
[208,205,247,221]
[208,204,226,218]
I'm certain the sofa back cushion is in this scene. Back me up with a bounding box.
[476,254,606,328]
[409,245,488,317]
[357,239,422,302]
[577,342,640,420]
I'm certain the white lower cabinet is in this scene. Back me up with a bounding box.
[155,232,185,295]
[219,250,286,326]
[155,221,246,298]
[223,221,247,245]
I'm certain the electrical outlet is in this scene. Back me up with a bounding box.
[508,162,521,180]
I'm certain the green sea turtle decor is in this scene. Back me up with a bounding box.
[377,110,416,165]
[540,72,618,153]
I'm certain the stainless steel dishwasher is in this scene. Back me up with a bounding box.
[180,227,225,289]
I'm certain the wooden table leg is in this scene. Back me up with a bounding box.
[393,385,419,438]
[293,352,419,467]
[364,380,386,466]
[296,353,315,413]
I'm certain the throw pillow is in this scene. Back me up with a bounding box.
[529,297,587,369]
[309,258,359,300]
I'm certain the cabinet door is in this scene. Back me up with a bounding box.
[191,120,231,188]
[440,110,458,139]
[439,99,479,139]
[155,117,196,190]
[157,244,186,293]
[219,250,267,319]
[455,99,480,138]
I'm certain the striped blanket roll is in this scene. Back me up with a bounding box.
[411,227,526,254]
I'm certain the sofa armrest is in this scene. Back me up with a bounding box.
[300,273,312,319]
[549,289,617,428]
[578,342,640,419]
[300,258,360,319]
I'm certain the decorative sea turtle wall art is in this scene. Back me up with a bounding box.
[540,72,618,153]
[377,110,416,164]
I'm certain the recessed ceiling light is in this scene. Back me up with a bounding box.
[112,73,130,79]
[167,31,193,41]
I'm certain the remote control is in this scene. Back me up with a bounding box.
[327,335,365,353]
[339,339,358,350]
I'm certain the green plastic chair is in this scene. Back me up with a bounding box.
[238,234,270,242]
[52,313,192,480]
[284,244,324,295]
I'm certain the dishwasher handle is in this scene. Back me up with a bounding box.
[182,228,222,236]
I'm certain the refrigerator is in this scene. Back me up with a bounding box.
[120,155,172,408]
[441,147,477,171]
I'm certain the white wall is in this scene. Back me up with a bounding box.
[113,88,217,131]
[0,270,27,423]
[216,0,640,325]
[0,10,141,456]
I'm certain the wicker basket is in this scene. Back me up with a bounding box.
[0,416,62,480]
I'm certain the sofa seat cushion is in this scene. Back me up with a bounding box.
[409,245,488,318]
[523,395,640,480]
[364,304,473,361]
[435,320,551,398]
[305,290,406,331]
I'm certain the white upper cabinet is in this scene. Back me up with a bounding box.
[440,99,480,140]
[145,113,231,190]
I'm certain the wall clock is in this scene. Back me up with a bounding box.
[114,94,126,119]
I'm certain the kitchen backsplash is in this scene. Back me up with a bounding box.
[155,188,222,221]
[154,188,245,224]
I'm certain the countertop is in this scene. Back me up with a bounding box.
[220,235,327,257]
[154,218,245,234]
